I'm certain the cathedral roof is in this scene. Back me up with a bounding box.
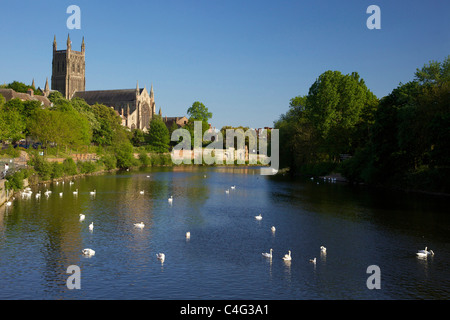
[73,88,144,105]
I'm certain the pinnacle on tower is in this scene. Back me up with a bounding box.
[53,35,57,51]
[44,78,49,91]
[136,81,139,93]
[67,33,71,50]
[81,36,85,53]
[32,78,35,89]
[150,83,154,98]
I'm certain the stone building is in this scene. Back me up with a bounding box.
[48,35,181,132]
[51,34,85,99]
[0,88,51,107]
[163,116,189,130]
[74,83,156,132]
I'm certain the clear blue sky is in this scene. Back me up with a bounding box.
[1,0,449,129]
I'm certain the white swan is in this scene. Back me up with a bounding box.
[309,257,316,263]
[89,222,94,231]
[320,246,327,253]
[139,190,144,195]
[168,196,173,203]
[79,214,85,222]
[282,250,292,261]
[6,201,12,206]
[262,248,273,258]
[157,253,165,262]
[82,248,95,256]
[416,247,434,258]
[36,191,41,199]
[90,190,96,195]
[73,189,78,195]
[59,192,63,197]
[134,222,145,228]
[186,231,190,239]
[271,226,276,232]
[255,214,262,221]
[225,189,229,194]
[231,185,236,190]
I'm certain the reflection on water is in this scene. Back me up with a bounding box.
[0,166,449,299]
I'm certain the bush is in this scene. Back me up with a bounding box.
[51,162,64,179]
[62,158,78,176]
[114,141,135,169]
[150,153,172,166]
[138,151,151,166]
[78,161,97,174]
[6,144,20,158]
[5,170,26,191]
[101,154,117,170]
[29,155,52,180]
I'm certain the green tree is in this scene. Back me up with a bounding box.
[146,116,170,153]
[0,96,26,142]
[91,103,124,146]
[305,71,378,159]
[131,129,146,147]
[187,101,212,122]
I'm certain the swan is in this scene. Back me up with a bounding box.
[168,196,173,203]
[79,214,85,222]
[69,181,74,185]
[416,247,434,258]
[186,231,190,239]
[231,185,236,190]
[59,192,63,197]
[255,214,262,221]
[73,189,78,195]
[134,222,145,228]
[262,248,273,258]
[44,189,51,196]
[139,190,144,194]
[6,201,12,206]
[282,250,292,261]
[309,257,316,263]
[157,253,165,262]
[320,246,327,253]
[89,222,94,231]
[225,189,229,194]
[271,226,276,232]
[82,248,95,256]
[36,191,41,199]
[90,190,96,195]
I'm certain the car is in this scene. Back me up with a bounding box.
[32,142,46,149]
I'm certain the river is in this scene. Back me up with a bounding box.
[0,166,449,299]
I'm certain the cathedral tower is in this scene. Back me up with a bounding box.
[51,34,85,99]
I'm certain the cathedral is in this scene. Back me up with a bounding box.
[51,35,157,132]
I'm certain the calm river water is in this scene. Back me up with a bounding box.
[0,166,449,299]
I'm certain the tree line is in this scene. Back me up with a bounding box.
[0,87,218,176]
[274,56,450,194]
